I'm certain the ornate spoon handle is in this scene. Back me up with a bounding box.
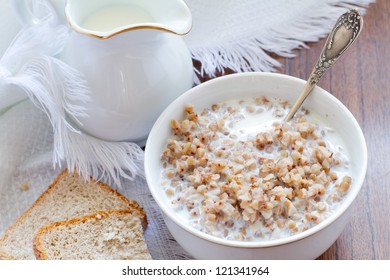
[284,9,363,122]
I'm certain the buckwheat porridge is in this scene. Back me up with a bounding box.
[160,96,352,242]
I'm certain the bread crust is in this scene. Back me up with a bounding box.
[33,210,144,260]
[0,169,147,260]
[0,170,69,260]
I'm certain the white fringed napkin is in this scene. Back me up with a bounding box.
[0,0,374,259]
[185,0,374,81]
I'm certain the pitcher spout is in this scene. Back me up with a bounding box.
[65,0,192,39]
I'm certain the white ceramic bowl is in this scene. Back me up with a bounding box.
[144,72,367,259]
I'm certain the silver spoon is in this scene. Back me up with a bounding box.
[284,9,363,122]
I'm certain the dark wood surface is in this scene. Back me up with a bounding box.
[198,0,389,260]
[313,0,390,260]
[277,1,389,260]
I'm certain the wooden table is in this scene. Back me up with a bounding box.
[198,0,389,260]
[314,0,390,260]
[276,1,389,260]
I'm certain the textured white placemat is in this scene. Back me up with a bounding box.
[0,0,374,259]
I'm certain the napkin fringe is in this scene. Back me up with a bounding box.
[9,56,144,188]
[190,0,374,81]
[60,127,145,187]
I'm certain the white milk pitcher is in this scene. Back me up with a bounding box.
[13,0,194,145]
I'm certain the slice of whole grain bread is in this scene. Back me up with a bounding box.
[0,169,147,260]
[33,210,152,260]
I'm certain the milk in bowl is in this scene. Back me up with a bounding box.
[160,96,352,242]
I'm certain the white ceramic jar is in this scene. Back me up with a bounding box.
[61,28,193,144]
[13,0,194,145]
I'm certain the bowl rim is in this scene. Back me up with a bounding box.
[144,72,368,248]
